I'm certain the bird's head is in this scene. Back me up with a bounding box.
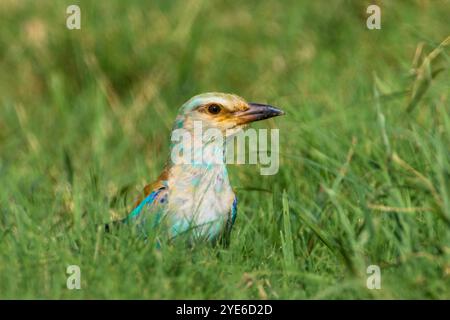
[173,92,284,137]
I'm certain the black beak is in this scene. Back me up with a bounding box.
[235,103,285,124]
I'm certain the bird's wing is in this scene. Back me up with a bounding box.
[218,196,237,247]
[124,169,169,224]
[231,196,237,226]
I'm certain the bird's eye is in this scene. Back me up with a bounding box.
[207,104,222,115]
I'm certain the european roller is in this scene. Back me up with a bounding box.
[108,92,284,245]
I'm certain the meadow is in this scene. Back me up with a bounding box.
[0,0,449,299]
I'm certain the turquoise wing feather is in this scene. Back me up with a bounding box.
[126,187,166,221]
[231,196,237,226]
[123,185,168,234]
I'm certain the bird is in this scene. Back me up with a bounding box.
[108,92,284,245]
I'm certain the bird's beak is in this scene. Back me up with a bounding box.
[235,103,285,125]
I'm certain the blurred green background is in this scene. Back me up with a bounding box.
[0,0,449,299]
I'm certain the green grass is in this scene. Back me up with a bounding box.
[0,0,449,299]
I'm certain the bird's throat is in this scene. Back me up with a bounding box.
[167,138,234,224]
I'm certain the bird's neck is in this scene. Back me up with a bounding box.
[168,135,228,186]
[166,135,234,219]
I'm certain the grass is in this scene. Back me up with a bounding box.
[0,0,449,299]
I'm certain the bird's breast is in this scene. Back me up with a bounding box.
[167,164,235,239]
